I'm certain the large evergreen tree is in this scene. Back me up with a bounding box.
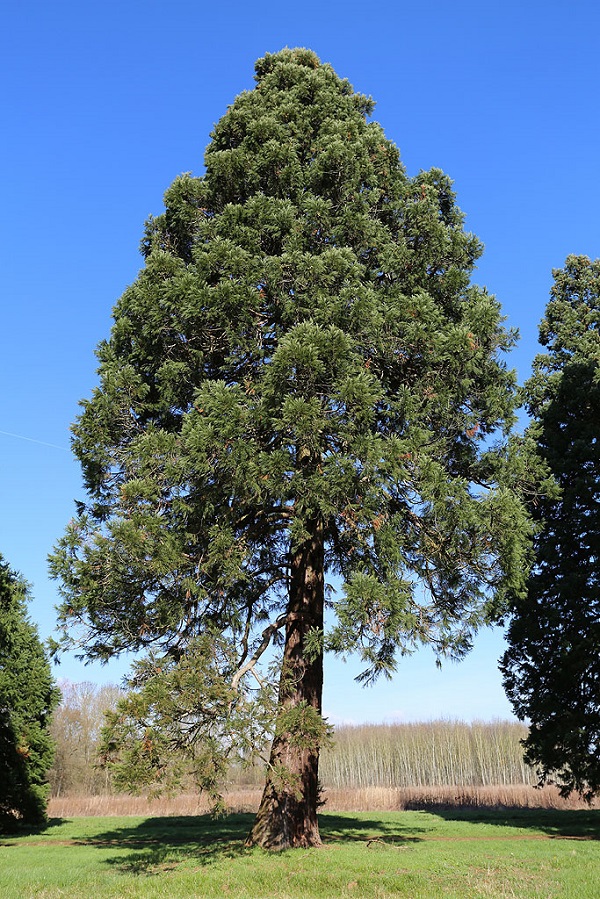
[0,556,60,829]
[502,255,600,800]
[51,49,533,848]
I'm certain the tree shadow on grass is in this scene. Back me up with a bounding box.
[88,811,426,876]
[403,804,600,840]
[86,814,253,875]
[0,816,67,844]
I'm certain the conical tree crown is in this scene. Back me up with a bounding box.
[0,558,59,828]
[502,256,600,800]
[51,52,533,804]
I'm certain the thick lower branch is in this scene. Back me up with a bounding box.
[231,613,288,692]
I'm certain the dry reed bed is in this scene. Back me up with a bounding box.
[47,790,258,819]
[48,784,599,819]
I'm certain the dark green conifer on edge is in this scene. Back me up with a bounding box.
[0,556,60,830]
[50,48,535,848]
[502,255,600,801]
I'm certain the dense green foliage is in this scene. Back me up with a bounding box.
[0,556,60,828]
[99,635,275,811]
[50,48,534,839]
[502,255,600,800]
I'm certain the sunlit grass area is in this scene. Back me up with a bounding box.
[2,809,599,898]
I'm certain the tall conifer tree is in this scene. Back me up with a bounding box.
[0,556,59,829]
[502,255,600,800]
[51,49,532,847]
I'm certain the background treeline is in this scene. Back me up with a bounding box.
[318,720,536,788]
[49,682,122,796]
[48,683,536,796]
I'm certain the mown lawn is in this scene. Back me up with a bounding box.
[1,808,599,898]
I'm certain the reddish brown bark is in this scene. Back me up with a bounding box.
[246,518,325,850]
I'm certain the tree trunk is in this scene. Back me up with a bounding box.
[246,517,325,850]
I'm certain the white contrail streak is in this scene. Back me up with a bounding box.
[0,429,68,451]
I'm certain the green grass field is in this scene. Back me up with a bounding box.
[1,809,599,898]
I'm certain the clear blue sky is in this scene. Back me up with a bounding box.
[1,0,598,723]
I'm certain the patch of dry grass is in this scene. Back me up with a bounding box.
[48,783,599,819]
[47,788,259,818]
[321,784,600,811]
